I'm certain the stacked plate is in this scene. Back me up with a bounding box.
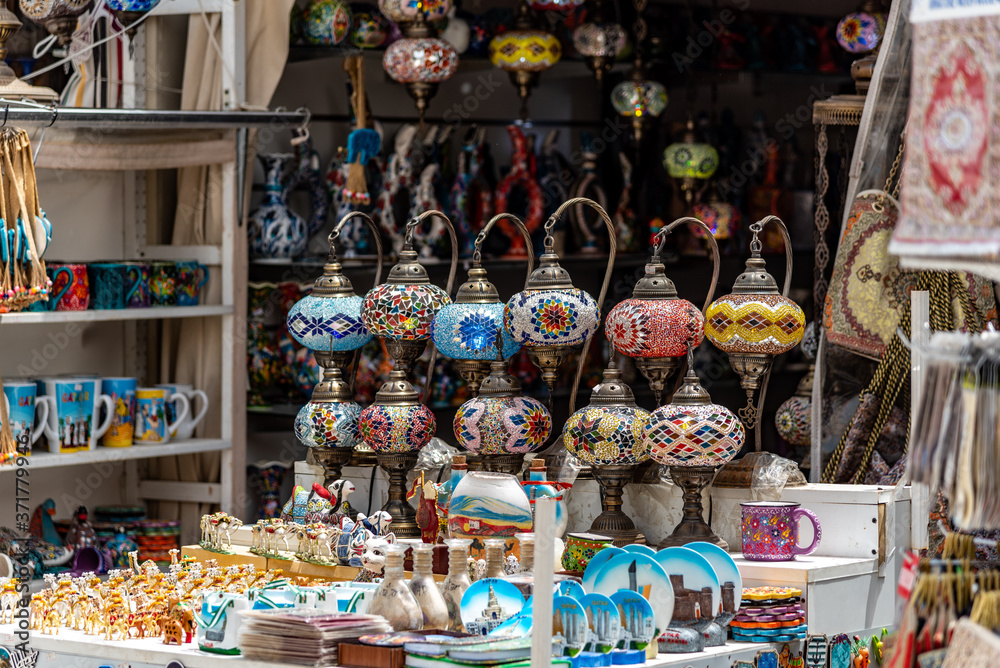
[730,587,806,642]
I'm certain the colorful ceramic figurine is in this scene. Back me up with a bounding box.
[280,481,355,526]
[354,534,396,583]
[199,512,243,554]
[104,526,137,570]
[64,506,97,551]
[410,472,441,543]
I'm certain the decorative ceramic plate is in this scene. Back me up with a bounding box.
[685,541,742,614]
[580,593,620,654]
[621,544,656,557]
[610,589,656,651]
[461,578,525,634]
[582,546,624,593]
[489,609,533,638]
[553,595,588,657]
[653,546,721,621]
[556,580,586,601]
[592,553,674,634]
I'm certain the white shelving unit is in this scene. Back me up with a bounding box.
[0,439,230,471]
[0,305,232,324]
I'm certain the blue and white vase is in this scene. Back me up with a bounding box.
[249,154,308,259]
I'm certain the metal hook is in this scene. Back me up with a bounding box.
[2,105,10,128]
[47,108,58,127]
[653,216,722,314]
[473,213,535,289]
[330,211,385,289]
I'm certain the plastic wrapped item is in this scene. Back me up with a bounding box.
[544,450,584,488]
[750,452,801,501]
[414,437,456,475]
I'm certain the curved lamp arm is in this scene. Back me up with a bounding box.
[543,197,617,417]
[405,210,460,405]
[331,211,385,289]
[652,216,721,314]
[474,213,535,289]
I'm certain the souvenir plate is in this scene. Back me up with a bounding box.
[582,546,624,592]
[610,589,656,651]
[580,593,620,654]
[553,595,588,657]
[685,541,742,614]
[556,580,586,601]
[621,544,656,557]
[653,546,721,620]
[592,553,674,634]
[461,578,525,635]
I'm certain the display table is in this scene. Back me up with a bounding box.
[0,625,803,668]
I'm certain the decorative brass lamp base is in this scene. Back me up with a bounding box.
[590,464,639,546]
[480,453,525,476]
[510,70,540,122]
[658,466,727,549]
[375,451,421,538]
[454,359,492,398]
[349,444,378,468]
[727,352,772,394]
[527,345,572,397]
[405,81,439,122]
[635,356,685,406]
[385,339,428,376]
[584,54,614,85]
[713,451,808,489]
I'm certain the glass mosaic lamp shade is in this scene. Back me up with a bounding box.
[611,78,668,119]
[488,0,562,119]
[664,117,719,206]
[692,194,742,241]
[361,247,452,374]
[295,361,362,486]
[453,361,552,474]
[431,266,521,396]
[301,0,353,46]
[775,365,813,447]
[645,364,744,549]
[572,0,626,85]
[503,252,600,396]
[378,0,450,23]
[836,10,885,54]
[528,0,583,10]
[20,0,92,47]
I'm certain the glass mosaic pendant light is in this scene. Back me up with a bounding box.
[572,0,626,85]
[563,367,651,545]
[489,0,562,121]
[295,362,362,485]
[383,7,459,123]
[645,354,744,548]
[663,117,719,207]
[610,0,666,147]
[605,217,719,405]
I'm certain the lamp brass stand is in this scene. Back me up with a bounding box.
[658,466,726,549]
[590,464,640,546]
[375,451,421,538]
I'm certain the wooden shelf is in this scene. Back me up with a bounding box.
[0,439,231,471]
[0,304,232,324]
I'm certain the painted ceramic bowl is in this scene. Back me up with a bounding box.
[561,532,612,572]
[504,288,600,348]
[644,403,744,467]
[705,293,805,355]
[431,302,521,361]
[302,0,353,46]
[359,403,436,452]
[563,405,651,465]
[295,400,362,449]
[361,282,452,341]
[454,395,551,455]
[383,37,459,83]
[286,294,372,352]
[605,297,704,359]
[611,79,667,117]
[489,30,562,72]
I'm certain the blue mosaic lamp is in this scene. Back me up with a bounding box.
[286,212,384,373]
[431,213,534,396]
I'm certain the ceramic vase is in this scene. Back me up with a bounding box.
[248,154,308,259]
[247,461,290,519]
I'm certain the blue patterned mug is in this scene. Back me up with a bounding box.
[88,262,130,310]
[174,261,209,306]
[2,381,49,450]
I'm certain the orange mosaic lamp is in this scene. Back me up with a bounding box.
[705,216,804,486]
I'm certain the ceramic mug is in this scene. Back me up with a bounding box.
[48,263,90,311]
[101,377,137,447]
[174,261,208,307]
[149,261,177,307]
[88,262,130,310]
[2,381,49,450]
[561,532,613,572]
[134,387,189,444]
[40,378,113,453]
[741,501,822,561]
[155,383,208,440]
[125,262,151,308]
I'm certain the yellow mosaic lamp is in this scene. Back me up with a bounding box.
[489,0,562,120]
[705,216,806,487]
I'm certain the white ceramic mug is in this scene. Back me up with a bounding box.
[3,381,49,448]
[135,387,189,444]
[155,383,209,440]
[40,377,113,452]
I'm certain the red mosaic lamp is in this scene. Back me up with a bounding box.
[705,216,806,487]
[605,217,720,405]
[644,348,744,548]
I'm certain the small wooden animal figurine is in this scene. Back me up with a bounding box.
[65,506,97,550]
[779,644,792,668]
[353,534,395,583]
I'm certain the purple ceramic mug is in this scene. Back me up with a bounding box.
[740,501,822,561]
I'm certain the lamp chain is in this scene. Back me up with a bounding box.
[633,0,647,47]
[748,221,763,256]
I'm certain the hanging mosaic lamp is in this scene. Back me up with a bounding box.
[287,212,384,374]
[835,0,886,94]
[489,0,562,121]
[361,211,458,377]
[605,217,719,405]
[645,354,744,548]
[20,0,92,47]
[431,214,534,396]
[301,0,353,45]
[705,216,807,488]
[528,0,583,10]
[572,0,627,85]
[611,0,665,148]
[453,361,552,475]
[359,370,437,538]
[692,189,742,241]
[295,362,362,485]
[775,365,813,447]
[663,117,720,207]
[383,8,459,123]
[563,368,650,545]
[378,0,450,24]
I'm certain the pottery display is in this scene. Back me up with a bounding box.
[589,552,674,637]
[553,595,588,657]
[609,590,656,652]
[580,592,621,654]
[248,154,308,259]
[653,546,722,623]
